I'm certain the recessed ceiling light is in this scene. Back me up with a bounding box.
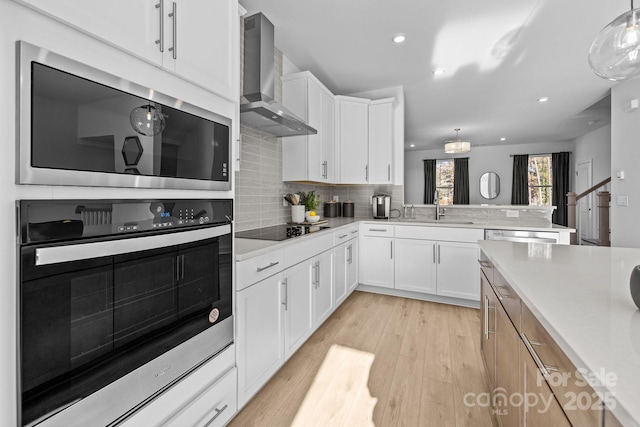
[410,144,415,147]
[537,97,549,103]
[500,137,506,141]
[433,69,445,75]
[393,34,406,44]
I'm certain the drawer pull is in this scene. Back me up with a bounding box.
[368,228,388,232]
[351,230,358,234]
[204,404,228,427]
[478,260,492,268]
[522,332,551,378]
[339,234,348,239]
[256,261,279,272]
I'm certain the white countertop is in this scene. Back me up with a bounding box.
[235,218,574,261]
[478,240,640,426]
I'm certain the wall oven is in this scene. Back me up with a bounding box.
[18,199,233,427]
[17,41,231,191]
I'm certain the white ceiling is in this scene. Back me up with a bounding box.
[239,0,627,151]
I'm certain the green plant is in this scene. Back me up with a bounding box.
[298,191,321,211]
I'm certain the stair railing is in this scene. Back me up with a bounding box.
[567,176,611,246]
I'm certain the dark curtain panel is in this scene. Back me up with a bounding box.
[552,152,571,226]
[511,154,529,205]
[423,159,436,204]
[453,157,470,204]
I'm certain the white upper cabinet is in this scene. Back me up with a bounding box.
[15,0,237,101]
[336,96,369,184]
[368,99,394,184]
[282,72,335,183]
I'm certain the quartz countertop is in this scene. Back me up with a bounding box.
[478,240,640,426]
[235,218,574,261]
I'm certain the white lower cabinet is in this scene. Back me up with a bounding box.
[436,241,481,300]
[236,273,284,408]
[283,261,313,359]
[333,226,359,305]
[313,250,334,327]
[394,238,437,294]
[347,239,359,292]
[359,224,394,288]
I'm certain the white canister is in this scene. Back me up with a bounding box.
[291,205,305,223]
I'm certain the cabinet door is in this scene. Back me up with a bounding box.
[236,274,284,407]
[282,78,309,181]
[321,91,335,182]
[347,239,359,292]
[368,100,393,184]
[15,0,162,64]
[171,0,237,99]
[337,98,369,184]
[306,80,324,182]
[333,242,348,306]
[480,274,497,388]
[359,236,394,288]
[394,238,437,294]
[495,302,520,427]
[521,342,571,427]
[283,261,313,359]
[436,241,480,301]
[313,251,334,327]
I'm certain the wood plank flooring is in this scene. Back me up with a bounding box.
[229,291,497,427]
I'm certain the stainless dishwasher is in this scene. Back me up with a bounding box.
[484,229,559,243]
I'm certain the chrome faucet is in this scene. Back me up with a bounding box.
[434,190,444,220]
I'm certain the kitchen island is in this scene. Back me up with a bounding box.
[479,240,640,426]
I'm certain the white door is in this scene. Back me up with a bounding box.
[236,274,284,407]
[394,238,437,294]
[576,160,594,240]
[313,251,334,327]
[436,241,480,301]
[333,242,348,306]
[171,0,237,99]
[347,239,359,292]
[321,91,335,182]
[283,261,313,359]
[359,236,394,288]
[337,97,369,184]
[306,80,324,181]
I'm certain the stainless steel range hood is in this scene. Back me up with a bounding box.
[241,13,317,137]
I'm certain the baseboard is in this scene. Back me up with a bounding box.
[356,284,481,309]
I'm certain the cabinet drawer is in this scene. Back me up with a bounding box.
[360,223,394,237]
[284,233,334,267]
[493,268,521,331]
[237,249,285,291]
[395,225,483,242]
[521,304,602,427]
[164,367,237,427]
[334,224,359,245]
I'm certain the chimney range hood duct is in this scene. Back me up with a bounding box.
[240,13,317,137]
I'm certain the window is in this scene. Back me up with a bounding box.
[436,159,454,205]
[528,155,552,205]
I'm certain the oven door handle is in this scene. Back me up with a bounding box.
[34,225,231,266]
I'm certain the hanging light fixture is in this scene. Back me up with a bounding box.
[589,0,640,81]
[129,103,165,136]
[444,128,471,153]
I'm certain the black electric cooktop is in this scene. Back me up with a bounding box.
[236,224,331,241]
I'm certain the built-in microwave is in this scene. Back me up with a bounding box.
[17,41,231,191]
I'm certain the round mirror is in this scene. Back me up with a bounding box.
[480,172,500,199]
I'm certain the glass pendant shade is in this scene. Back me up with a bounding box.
[130,104,165,136]
[589,7,640,81]
[444,128,471,153]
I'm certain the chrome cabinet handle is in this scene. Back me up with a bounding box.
[168,2,177,59]
[433,243,436,264]
[316,261,320,286]
[388,164,391,181]
[348,244,352,264]
[155,1,164,52]
[351,230,358,234]
[484,295,489,339]
[365,165,368,181]
[339,234,348,239]
[522,333,553,378]
[204,404,228,427]
[390,241,393,259]
[478,260,492,268]
[437,244,441,264]
[528,339,559,372]
[256,261,279,272]
[368,228,387,232]
[282,278,288,310]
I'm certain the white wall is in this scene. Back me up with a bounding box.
[611,79,640,248]
[573,124,611,186]
[1,2,236,425]
[404,140,575,205]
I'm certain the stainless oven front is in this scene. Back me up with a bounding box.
[18,199,233,427]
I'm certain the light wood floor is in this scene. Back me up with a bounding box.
[229,291,497,427]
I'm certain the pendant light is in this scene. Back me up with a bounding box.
[130,103,165,136]
[589,0,640,81]
[444,128,471,153]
